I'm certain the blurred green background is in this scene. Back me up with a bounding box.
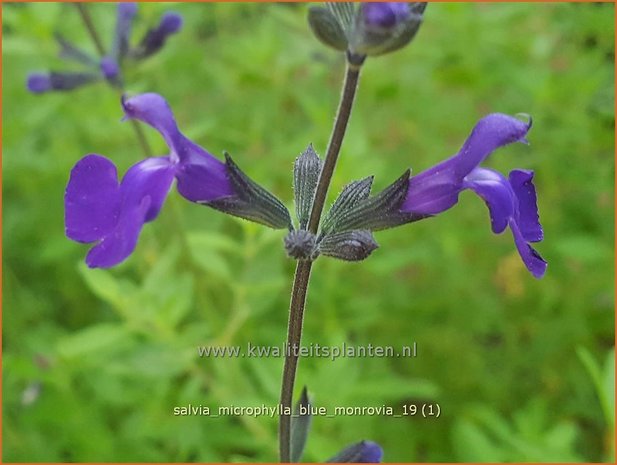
[3,2,615,462]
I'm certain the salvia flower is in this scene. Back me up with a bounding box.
[27,3,182,94]
[311,113,546,278]
[65,93,291,268]
[399,113,546,278]
[308,2,426,64]
[326,440,384,463]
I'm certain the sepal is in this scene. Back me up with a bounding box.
[294,144,323,230]
[205,153,293,230]
[308,6,349,52]
[291,387,312,462]
[323,170,424,233]
[321,176,373,234]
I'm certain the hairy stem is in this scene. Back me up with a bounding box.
[278,63,362,463]
[75,3,152,157]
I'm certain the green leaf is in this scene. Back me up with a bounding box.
[56,323,131,360]
[291,386,312,462]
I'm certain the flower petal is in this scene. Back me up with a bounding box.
[402,169,461,215]
[173,140,232,202]
[463,168,514,234]
[453,113,531,178]
[100,57,120,81]
[326,440,383,463]
[510,220,547,278]
[131,12,183,60]
[27,73,52,93]
[69,156,175,268]
[122,93,234,201]
[401,113,531,216]
[509,169,543,242]
[120,157,176,222]
[121,93,183,161]
[65,154,121,243]
[85,196,150,268]
[362,3,410,28]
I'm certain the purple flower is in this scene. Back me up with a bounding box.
[362,3,411,28]
[326,440,383,463]
[401,113,547,278]
[130,12,184,59]
[65,93,233,268]
[27,3,183,94]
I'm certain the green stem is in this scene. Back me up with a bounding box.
[75,3,106,56]
[278,63,362,463]
[75,3,152,157]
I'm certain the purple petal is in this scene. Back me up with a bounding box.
[510,220,547,278]
[100,57,120,80]
[463,168,514,234]
[120,157,176,223]
[453,113,531,178]
[130,12,183,60]
[85,196,150,268]
[67,156,175,268]
[401,113,532,215]
[121,93,182,160]
[65,154,121,243]
[509,169,543,242]
[27,73,51,93]
[464,167,546,277]
[362,2,410,28]
[121,93,234,202]
[159,12,183,35]
[358,441,384,463]
[175,142,234,202]
[327,440,384,463]
[86,156,175,268]
[402,169,462,215]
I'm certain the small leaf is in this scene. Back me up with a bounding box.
[318,230,378,262]
[57,323,130,360]
[205,153,293,230]
[293,144,323,229]
[291,387,312,463]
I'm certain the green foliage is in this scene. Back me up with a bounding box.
[3,2,614,462]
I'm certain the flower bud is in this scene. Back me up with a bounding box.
[352,2,427,57]
[26,73,51,93]
[100,57,120,81]
[307,2,427,64]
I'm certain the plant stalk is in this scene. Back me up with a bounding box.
[278,63,362,463]
[75,3,152,157]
